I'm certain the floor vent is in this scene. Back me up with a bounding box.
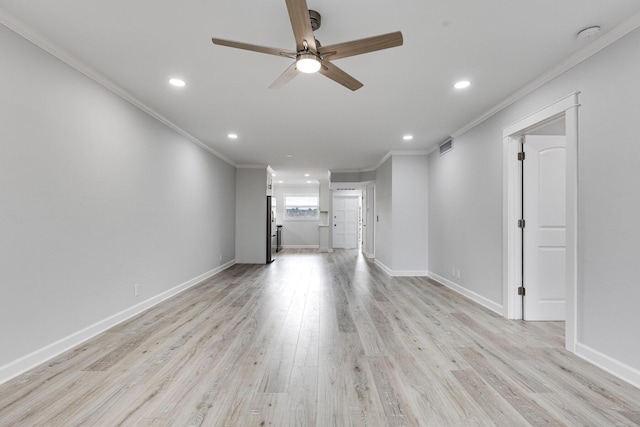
[439,137,453,155]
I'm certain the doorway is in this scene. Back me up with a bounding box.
[503,92,579,351]
[333,194,360,249]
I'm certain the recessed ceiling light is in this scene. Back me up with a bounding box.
[169,78,186,87]
[227,133,238,140]
[278,180,284,184]
[403,135,414,141]
[271,173,276,177]
[454,80,471,89]
[304,173,310,177]
[286,154,294,158]
[307,181,312,184]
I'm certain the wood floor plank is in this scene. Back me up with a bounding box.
[368,355,421,426]
[451,369,529,426]
[337,333,388,426]
[2,249,640,426]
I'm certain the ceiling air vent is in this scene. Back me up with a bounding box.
[439,137,453,156]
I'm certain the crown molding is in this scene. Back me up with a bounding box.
[373,150,429,170]
[451,11,640,139]
[329,168,365,174]
[236,164,268,169]
[0,13,236,168]
[275,182,320,187]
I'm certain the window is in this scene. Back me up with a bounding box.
[285,195,319,220]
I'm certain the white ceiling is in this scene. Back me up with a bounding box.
[2,0,640,184]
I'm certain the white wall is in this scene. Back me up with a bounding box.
[364,183,376,257]
[235,168,267,263]
[374,158,393,268]
[375,155,429,275]
[428,27,640,380]
[274,184,320,248]
[428,121,503,303]
[392,155,429,273]
[0,25,236,380]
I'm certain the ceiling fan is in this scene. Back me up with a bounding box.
[211,0,403,91]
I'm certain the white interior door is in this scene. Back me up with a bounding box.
[523,135,566,321]
[333,196,359,249]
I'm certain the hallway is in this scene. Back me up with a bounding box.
[1,249,639,425]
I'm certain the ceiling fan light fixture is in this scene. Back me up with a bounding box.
[296,53,321,73]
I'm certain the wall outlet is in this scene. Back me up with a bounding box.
[452,267,456,277]
[219,253,222,262]
[456,269,461,279]
[134,284,140,297]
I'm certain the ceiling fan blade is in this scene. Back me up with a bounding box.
[269,62,300,89]
[285,0,317,52]
[211,38,295,58]
[318,62,363,91]
[318,31,403,61]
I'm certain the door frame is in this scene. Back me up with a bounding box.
[367,184,376,258]
[502,92,579,352]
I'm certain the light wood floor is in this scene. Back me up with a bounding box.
[2,249,640,426]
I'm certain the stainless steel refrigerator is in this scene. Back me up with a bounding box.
[266,196,276,263]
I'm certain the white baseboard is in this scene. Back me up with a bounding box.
[374,260,428,277]
[362,251,375,259]
[282,245,319,249]
[375,259,393,275]
[575,342,640,389]
[0,260,235,385]
[428,272,504,315]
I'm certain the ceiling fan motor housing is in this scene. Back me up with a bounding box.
[309,10,321,31]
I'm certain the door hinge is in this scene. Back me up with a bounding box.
[518,286,526,296]
[518,219,526,228]
[518,152,525,161]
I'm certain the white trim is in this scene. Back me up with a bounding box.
[276,182,320,187]
[236,164,268,169]
[362,251,375,259]
[575,343,640,390]
[429,272,504,315]
[502,93,580,137]
[330,168,367,174]
[374,260,428,277]
[0,260,235,385]
[391,270,429,277]
[375,259,393,276]
[503,134,522,320]
[453,12,640,139]
[502,93,579,353]
[281,245,319,249]
[0,15,236,167]
[373,150,429,170]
